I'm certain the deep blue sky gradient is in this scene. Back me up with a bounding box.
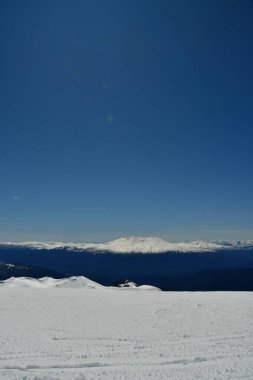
[1,0,253,242]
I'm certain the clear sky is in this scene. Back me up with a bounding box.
[1,0,253,242]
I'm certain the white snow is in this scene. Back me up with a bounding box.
[2,236,253,253]
[0,276,103,289]
[0,276,160,291]
[0,285,252,379]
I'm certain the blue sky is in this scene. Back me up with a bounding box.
[1,0,253,242]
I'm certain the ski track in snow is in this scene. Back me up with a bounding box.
[0,289,253,379]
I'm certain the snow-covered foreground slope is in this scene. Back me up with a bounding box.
[0,289,253,380]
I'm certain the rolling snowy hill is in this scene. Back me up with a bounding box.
[0,275,160,291]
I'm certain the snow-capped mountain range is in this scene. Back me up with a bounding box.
[1,236,253,253]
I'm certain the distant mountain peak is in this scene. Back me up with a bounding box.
[100,236,172,253]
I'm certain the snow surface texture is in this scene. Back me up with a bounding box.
[0,286,253,379]
[2,236,253,253]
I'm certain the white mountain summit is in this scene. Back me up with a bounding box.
[1,236,253,253]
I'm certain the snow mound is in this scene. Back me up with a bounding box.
[0,276,161,291]
[118,280,138,288]
[117,279,160,291]
[138,285,161,291]
[0,276,102,289]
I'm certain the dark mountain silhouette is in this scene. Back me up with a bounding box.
[0,244,253,290]
[0,261,62,281]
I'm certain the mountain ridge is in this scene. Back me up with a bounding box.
[0,261,62,281]
[1,236,253,253]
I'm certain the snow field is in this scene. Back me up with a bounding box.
[0,288,253,379]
